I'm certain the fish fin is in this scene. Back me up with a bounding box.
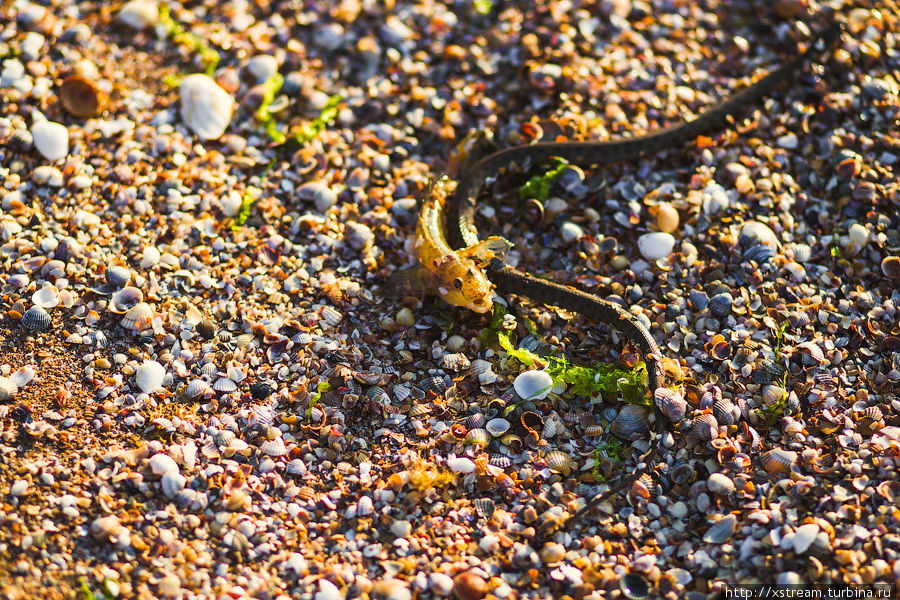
[384,266,431,298]
[458,236,513,267]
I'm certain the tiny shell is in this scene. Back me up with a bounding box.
[121,302,153,331]
[514,370,553,400]
[545,450,572,476]
[91,515,123,542]
[117,0,159,29]
[31,120,69,161]
[214,377,238,392]
[760,449,797,474]
[651,202,679,233]
[21,306,51,331]
[109,286,144,314]
[609,405,651,441]
[320,305,343,326]
[485,418,510,437]
[637,232,675,261]
[135,360,165,393]
[148,452,179,476]
[32,284,60,309]
[10,366,34,388]
[474,497,495,519]
[60,74,106,118]
[179,74,234,140]
[881,256,900,279]
[451,572,487,600]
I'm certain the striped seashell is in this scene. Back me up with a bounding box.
[470,359,493,375]
[184,379,211,399]
[761,385,787,407]
[260,437,287,456]
[285,459,307,475]
[692,413,718,440]
[407,404,430,418]
[320,305,342,326]
[200,439,220,459]
[489,455,511,469]
[609,405,651,441]
[420,376,448,395]
[465,413,486,429]
[214,430,236,447]
[545,450,572,476]
[583,425,604,437]
[712,398,740,426]
[0,377,18,401]
[296,486,318,502]
[213,377,238,392]
[473,454,490,474]
[465,428,491,446]
[760,449,797,474]
[654,388,687,422]
[796,341,826,366]
[200,362,219,379]
[441,353,470,371]
[21,306,51,331]
[392,384,411,402]
[121,302,153,331]
[234,333,256,348]
[474,497,495,519]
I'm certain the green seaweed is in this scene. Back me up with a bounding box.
[76,577,114,600]
[157,4,220,75]
[255,73,286,144]
[756,386,788,430]
[292,94,343,146]
[473,0,493,14]
[517,157,569,202]
[307,381,332,424]
[231,160,275,229]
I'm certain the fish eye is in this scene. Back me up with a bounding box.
[453,278,463,290]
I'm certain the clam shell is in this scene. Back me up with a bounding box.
[520,411,544,433]
[179,74,234,140]
[135,360,165,393]
[637,231,675,261]
[703,514,736,544]
[261,437,288,456]
[470,359,493,375]
[121,302,153,331]
[320,305,343,326]
[465,413,486,430]
[21,306,51,331]
[760,449,797,474]
[882,256,900,279]
[708,292,733,317]
[712,398,740,426]
[421,376,448,395]
[185,379,210,400]
[669,461,695,485]
[214,430,237,447]
[213,377,238,392]
[286,459,307,475]
[692,413,718,440]
[742,243,777,263]
[465,428,491,446]
[609,405,651,441]
[106,265,132,288]
[654,388,686,422]
[441,353,470,371]
[545,450,572,476]
[32,285,60,309]
[489,455,511,469]
[762,385,787,407]
[485,418,510,437]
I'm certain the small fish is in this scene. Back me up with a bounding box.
[390,176,511,313]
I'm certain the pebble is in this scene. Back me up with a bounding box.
[245,55,279,83]
[31,120,69,161]
[637,232,675,261]
[513,370,553,400]
[117,0,159,29]
[559,221,584,243]
[179,74,234,140]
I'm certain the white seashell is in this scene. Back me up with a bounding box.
[320,305,343,326]
[117,0,159,29]
[148,453,179,477]
[135,359,165,393]
[10,366,35,388]
[184,379,211,399]
[181,441,197,469]
[161,471,186,498]
[848,223,868,253]
[637,232,675,261]
[31,120,69,161]
[226,365,246,383]
[0,217,23,241]
[286,459,307,475]
[485,417,510,437]
[179,74,234,140]
[792,523,819,554]
[447,456,476,473]
[513,370,553,400]
[356,495,374,517]
[470,359,493,375]
[707,472,735,495]
[261,437,287,456]
[32,284,60,308]
[91,515,123,541]
[214,377,237,392]
[121,302,153,330]
[0,376,18,401]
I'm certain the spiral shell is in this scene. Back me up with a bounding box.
[609,405,651,441]
[692,413,718,440]
[760,449,797,474]
[121,302,153,331]
[21,306,51,331]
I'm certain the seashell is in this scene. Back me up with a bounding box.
[196,319,217,340]
[485,418,510,437]
[213,377,238,392]
[60,74,106,118]
[447,456,476,473]
[121,302,153,331]
[214,430,236,447]
[407,404,429,418]
[489,455,511,469]
[703,514,736,544]
[465,428,490,446]
[668,461,694,486]
[261,437,287,456]
[545,450,572,476]
[583,425,604,437]
[796,341,826,366]
[421,376,448,395]
[31,120,69,161]
[609,405,651,441]
[135,360,165,393]
[117,0,160,29]
[452,572,487,600]
[473,497,495,519]
[619,573,651,600]
[881,256,900,279]
[21,306,51,331]
[762,385,787,407]
[320,305,343,326]
[175,488,198,509]
[654,388,686,422]
[179,74,234,140]
[692,413,718,440]
[708,292,733,317]
[148,452,179,476]
[32,284,60,309]
[441,353,470,371]
[513,370,553,400]
[161,471,186,498]
[285,459,307,475]
[106,265,132,288]
[789,243,812,263]
[109,286,144,314]
[712,398,740,426]
[760,449,797,474]
[520,411,544,433]
[651,202,679,233]
[499,433,523,453]
[200,363,219,379]
[739,221,779,249]
[742,243,777,263]
[470,359,493,375]
[90,515,123,542]
[465,413,486,430]
[637,231,675,261]
[0,376,19,401]
[707,472,735,495]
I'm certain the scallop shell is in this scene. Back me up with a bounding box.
[121,302,153,331]
[179,74,234,140]
[465,413,486,430]
[489,455,511,469]
[32,285,60,309]
[609,405,651,441]
[545,450,572,476]
[213,377,238,392]
[261,437,288,457]
[692,413,718,440]
[485,418,510,437]
[21,306,51,331]
[465,428,491,446]
[789,243,812,263]
[214,430,237,447]
[654,388,686,422]
[420,376,447,395]
[441,353,470,371]
[286,459,307,475]
[712,398,740,426]
[760,449,797,474]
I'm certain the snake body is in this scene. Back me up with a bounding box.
[440,21,842,511]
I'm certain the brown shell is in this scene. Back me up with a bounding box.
[692,413,718,440]
[60,74,106,118]
[760,449,797,474]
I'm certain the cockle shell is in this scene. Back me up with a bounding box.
[0,376,19,402]
[179,74,234,140]
[109,286,144,313]
[21,306,51,331]
[545,450,572,476]
[485,418,510,437]
[261,437,288,456]
[465,413,486,430]
[184,379,211,399]
[609,405,651,440]
[712,398,740,426]
[654,387,686,422]
[91,515,123,542]
[213,377,238,392]
[121,302,153,331]
[760,449,797,474]
[692,413,718,440]
[637,232,675,261]
[465,428,490,446]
